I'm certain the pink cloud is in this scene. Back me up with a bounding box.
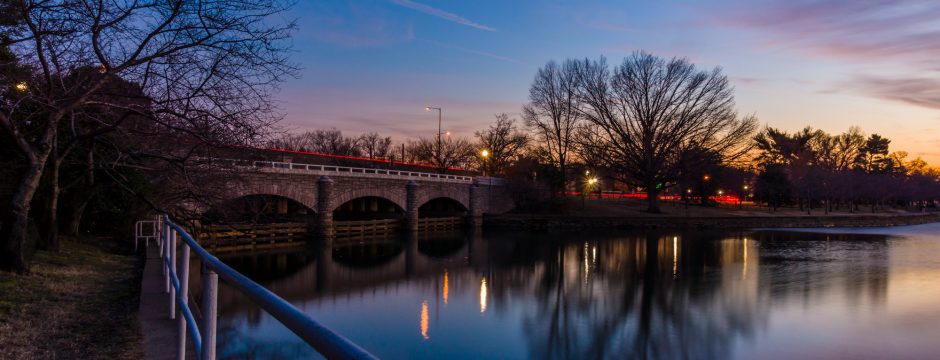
[705,0,940,111]
[851,76,940,111]
[709,0,940,63]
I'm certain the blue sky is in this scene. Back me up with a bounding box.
[276,0,940,163]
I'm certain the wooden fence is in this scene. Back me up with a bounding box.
[197,222,307,252]
[334,219,400,237]
[417,217,464,231]
[197,217,467,250]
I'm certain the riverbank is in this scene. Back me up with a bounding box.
[487,198,940,230]
[0,237,143,359]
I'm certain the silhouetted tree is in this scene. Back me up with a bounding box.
[475,113,529,176]
[0,0,296,272]
[524,60,582,191]
[358,132,392,159]
[572,52,756,212]
[409,136,475,172]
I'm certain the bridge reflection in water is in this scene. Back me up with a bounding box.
[192,229,914,359]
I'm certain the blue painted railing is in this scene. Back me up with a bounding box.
[158,215,378,360]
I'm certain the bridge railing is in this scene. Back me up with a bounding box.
[157,215,377,360]
[208,158,475,182]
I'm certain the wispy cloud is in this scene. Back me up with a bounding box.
[704,0,940,110]
[422,39,524,65]
[851,76,940,111]
[308,3,414,47]
[709,0,940,63]
[390,0,496,32]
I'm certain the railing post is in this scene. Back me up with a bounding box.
[169,230,176,319]
[177,244,191,360]
[134,222,139,252]
[164,223,170,293]
[202,267,219,360]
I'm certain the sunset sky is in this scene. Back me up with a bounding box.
[278,0,940,163]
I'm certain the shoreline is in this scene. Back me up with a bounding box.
[483,212,940,231]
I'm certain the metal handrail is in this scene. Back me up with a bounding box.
[159,215,378,360]
[135,219,157,252]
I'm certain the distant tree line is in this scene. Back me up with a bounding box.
[267,113,531,174]
[751,126,939,213]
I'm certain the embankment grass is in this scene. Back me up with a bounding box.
[0,237,143,359]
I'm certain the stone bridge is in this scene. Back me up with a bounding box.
[216,160,513,237]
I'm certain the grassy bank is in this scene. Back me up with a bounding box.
[0,237,143,359]
[490,197,940,231]
[536,197,923,217]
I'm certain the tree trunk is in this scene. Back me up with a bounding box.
[1,160,47,273]
[65,146,96,237]
[38,157,61,251]
[66,188,96,236]
[646,186,661,213]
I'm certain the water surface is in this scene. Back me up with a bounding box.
[211,224,940,359]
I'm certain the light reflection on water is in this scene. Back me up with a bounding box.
[208,224,940,359]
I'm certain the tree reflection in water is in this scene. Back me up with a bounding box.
[514,231,889,360]
[209,229,891,360]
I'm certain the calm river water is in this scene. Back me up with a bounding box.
[212,223,940,359]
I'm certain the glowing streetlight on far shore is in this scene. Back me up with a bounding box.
[14,81,28,92]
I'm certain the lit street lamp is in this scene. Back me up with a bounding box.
[587,177,598,197]
[14,81,28,92]
[740,184,750,208]
[480,149,490,176]
[582,176,598,208]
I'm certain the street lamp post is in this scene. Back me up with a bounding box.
[741,184,749,209]
[425,106,442,162]
[480,149,490,176]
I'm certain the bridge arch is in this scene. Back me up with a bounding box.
[415,188,469,212]
[332,188,406,213]
[204,194,315,223]
[227,182,316,211]
[418,197,468,218]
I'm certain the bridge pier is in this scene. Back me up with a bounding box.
[468,183,483,228]
[405,181,419,232]
[316,176,335,241]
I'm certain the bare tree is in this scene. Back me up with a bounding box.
[358,132,392,159]
[819,127,866,171]
[409,136,475,172]
[523,60,582,189]
[307,129,362,156]
[475,113,529,176]
[268,132,313,151]
[0,0,296,272]
[573,52,756,212]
